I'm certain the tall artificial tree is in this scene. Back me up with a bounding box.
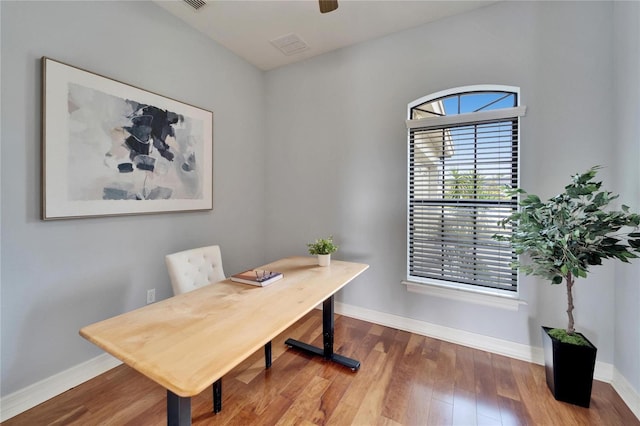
[495,167,640,336]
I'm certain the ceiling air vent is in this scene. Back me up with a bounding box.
[270,33,309,56]
[183,0,207,10]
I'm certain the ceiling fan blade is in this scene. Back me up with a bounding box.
[319,0,338,14]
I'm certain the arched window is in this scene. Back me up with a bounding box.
[406,85,526,294]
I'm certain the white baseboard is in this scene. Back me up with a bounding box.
[0,353,122,422]
[612,367,640,420]
[2,304,638,422]
[335,301,544,364]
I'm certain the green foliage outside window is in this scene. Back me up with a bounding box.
[444,169,504,200]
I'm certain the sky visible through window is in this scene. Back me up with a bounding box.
[441,92,516,114]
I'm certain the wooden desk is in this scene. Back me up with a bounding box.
[80,256,369,425]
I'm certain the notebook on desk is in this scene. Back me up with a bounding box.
[230,269,283,286]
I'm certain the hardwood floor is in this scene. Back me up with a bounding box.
[4,310,638,425]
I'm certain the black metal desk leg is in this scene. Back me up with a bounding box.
[167,390,191,426]
[285,294,360,371]
[323,296,335,359]
[213,378,222,413]
[265,341,272,369]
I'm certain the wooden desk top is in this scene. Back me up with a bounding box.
[80,256,369,397]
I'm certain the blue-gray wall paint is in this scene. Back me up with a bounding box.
[1,1,267,395]
[613,1,640,395]
[264,0,637,391]
[1,0,638,402]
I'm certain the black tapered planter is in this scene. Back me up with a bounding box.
[541,326,597,408]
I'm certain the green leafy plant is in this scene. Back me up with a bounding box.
[494,166,640,342]
[307,236,338,255]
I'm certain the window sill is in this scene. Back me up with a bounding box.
[402,280,527,311]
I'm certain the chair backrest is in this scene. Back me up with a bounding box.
[165,245,226,295]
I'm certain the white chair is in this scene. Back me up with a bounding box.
[164,245,272,413]
[165,245,226,295]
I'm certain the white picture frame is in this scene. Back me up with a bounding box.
[41,57,213,220]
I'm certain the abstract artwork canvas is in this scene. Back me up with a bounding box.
[41,57,213,220]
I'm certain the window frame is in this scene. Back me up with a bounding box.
[406,85,524,298]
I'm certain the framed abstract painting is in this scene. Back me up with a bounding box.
[41,57,213,220]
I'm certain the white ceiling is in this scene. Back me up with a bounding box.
[154,0,497,71]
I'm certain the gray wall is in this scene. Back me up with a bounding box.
[1,1,267,396]
[1,0,638,402]
[613,1,640,393]
[264,0,633,369]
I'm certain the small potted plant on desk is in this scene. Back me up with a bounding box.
[494,166,640,408]
[307,236,338,266]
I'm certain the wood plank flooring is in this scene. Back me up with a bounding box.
[3,310,638,425]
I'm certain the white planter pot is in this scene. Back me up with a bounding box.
[318,254,331,266]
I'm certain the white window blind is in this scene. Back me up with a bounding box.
[406,88,525,293]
